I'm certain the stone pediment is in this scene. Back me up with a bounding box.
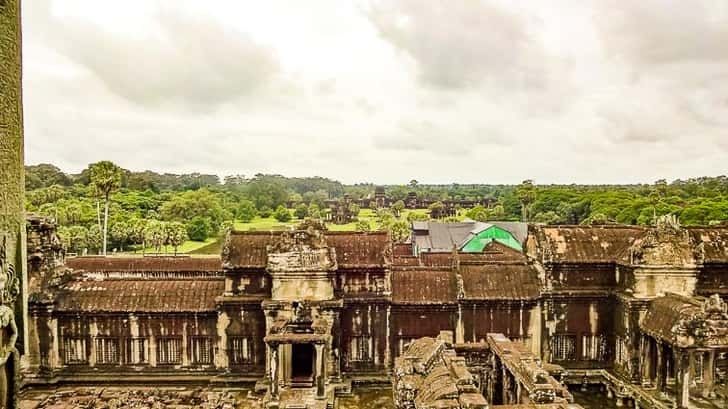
[267,248,337,273]
[266,220,337,273]
[268,219,328,253]
[628,215,700,267]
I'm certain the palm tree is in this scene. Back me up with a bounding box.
[516,180,536,222]
[89,161,122,255]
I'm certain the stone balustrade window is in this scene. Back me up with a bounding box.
[157,337,182,365]
[124,338,148,364]
[350,336,373,362]
[694,353,704,383]
[190,337,213,365]
[63,337,88,365]
[95,337,120,365]
[229,337,252,365]
[615,337,629,365]
[581,334,607,361]
[551,334,576,361]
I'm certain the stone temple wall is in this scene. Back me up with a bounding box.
[0,0,26,407]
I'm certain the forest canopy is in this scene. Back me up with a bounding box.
[25,163,728,254]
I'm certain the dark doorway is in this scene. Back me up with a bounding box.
[291,343,314,382]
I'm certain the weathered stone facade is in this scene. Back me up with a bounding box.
[24,216,728,408]
[1,0,26,407]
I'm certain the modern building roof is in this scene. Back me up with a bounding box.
[412,221,527,253]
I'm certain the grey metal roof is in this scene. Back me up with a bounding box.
[490,221,529,244]
[413,221,529,252]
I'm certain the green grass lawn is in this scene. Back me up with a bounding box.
[233,215,299,231]
[119,237,218,256]
[119,208,446,256]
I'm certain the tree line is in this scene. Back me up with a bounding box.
[25,163,728,254]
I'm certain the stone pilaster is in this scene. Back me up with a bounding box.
[0,1,26,407]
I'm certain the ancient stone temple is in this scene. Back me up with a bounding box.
[24,215,728,408]
[0,0,26,407]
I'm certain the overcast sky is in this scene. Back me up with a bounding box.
[22,0,728,184]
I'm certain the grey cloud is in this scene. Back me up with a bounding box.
[38,5,279,108]
[364,0,547,89]
[373,119,511,155]
[595,0,728,66]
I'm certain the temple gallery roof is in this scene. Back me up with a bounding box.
[48,221,728,315]
[459,263,540,300]
[528,219,728,265]
[527,225,645,264]
[641,293,728,348]
[55,278,224,313]
[223,230,390,270]
[65,256,223,273]
[391,261,540,305]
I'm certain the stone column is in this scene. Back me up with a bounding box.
[270,344,279,399]
[215,311,229,369]
[502,367,510,404]
[703,350,714,398]
[0,0,27,407]
[675,350,690,409]
[640,336,651,385]
[655,342,667,394]
[149,333,157,367]
[456,304,464,344]
[315,343,325,399]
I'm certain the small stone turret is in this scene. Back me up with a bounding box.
[26,215,67,300]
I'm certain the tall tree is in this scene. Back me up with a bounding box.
[516,180,536,222]
[165,222,188,255]
[89,161,122,255]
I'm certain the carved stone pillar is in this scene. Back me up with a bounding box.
[315,343,325,399]
[675,350,690,408]
[640,335,651,386]
[269,343,279,399]
[215,310,229,369]
[703,350,714,398]
[502,367,510,404]
[655,342,667,394]
[0,1,26,407]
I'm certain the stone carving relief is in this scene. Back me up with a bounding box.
[269,219,328,254]
[0,236,19,306]
[267,220,337,273]
[677,295,728,347]
[0,235,18,409]
[629,214,698,266]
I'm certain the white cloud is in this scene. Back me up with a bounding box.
[20,0,728,184]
